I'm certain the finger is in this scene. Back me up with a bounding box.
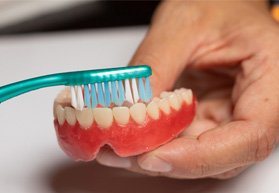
[182,97,232,137]
[96,147,132,169]
[136,120,277,179]
[128,2,201,96]
[181,118,217,137]
[210,166,249,180]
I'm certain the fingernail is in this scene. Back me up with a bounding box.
[97,151,131,168]
[139,156,172,172]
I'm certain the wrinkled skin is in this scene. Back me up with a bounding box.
[96,0,279,179]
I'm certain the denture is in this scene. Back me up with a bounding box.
[54,87,196,161]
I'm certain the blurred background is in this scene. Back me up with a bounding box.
[0,0,160,35]
[1,1,279,193]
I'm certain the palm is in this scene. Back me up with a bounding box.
[175,67,236,136]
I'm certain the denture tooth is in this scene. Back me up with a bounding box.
[175,89,183,95]
[93,108,113,129]
[56,105,65,126]
[176,93,183,106]
[181,89,193,105]
[158,98,171,115]
[168,93,181,111]
[65,107,77,126]
[152,97,160,103]
[180,88,188,92]
[53,103,58,118]
[76,108,94,129]
[130,103,147,124]
[147,101,160,120]
[112,107,130,125]
[160,91,172,98]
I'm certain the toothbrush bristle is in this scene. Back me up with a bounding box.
[131,78,139,103]
[91,83,98,108]
[70,76,153,110]
[124,79,134,104]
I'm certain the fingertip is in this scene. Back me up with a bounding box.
[137,153,172,173]
[96,150,132,169]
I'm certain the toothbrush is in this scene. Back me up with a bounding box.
[0,65,153,108]
[0,64,196,161]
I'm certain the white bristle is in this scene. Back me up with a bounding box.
[70,75,152,110]
[131,78,139,103]
[70,86,78,109]
[124,79,134,103]
[76,86,84,110]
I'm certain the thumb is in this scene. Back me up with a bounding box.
[137,121,276,178]
[128,4,199,96]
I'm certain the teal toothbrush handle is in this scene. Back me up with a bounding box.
[0,74,66,103]
[0,65,152,103]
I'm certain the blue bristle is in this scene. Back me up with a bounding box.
[84,85,91,107]
[145,77,152,101]
[104,82,111,107]
[111,81,119,105]
[97,83,105,106]
[117,80,125,105]
[90,84,98,108]
[138,78,146,102]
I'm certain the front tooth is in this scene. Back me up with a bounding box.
[181,89,193,104]
[56,105,65,126]
[168,93,181,111]
[113,107,130,125]
[76,108,94,129]
[158,98,171,115]
[147,101,160,120]
[93,108,113,129]
[160,91,172,98]
[65,107,77,126]
[130,103,147,124]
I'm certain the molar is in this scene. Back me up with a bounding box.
[130,103,147,124]
[181,89,193,104]
[147,101,160,120]
[93,108,113,129]
[76,108,94,129]
[158,98,171,115]
[160,91,172,98]
[168,93,181,111]
[56,105,65,126]
[152,97,160,103]
[65,107,77,126]
[112,106,130,125]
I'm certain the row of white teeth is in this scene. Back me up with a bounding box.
[54,88,193,129]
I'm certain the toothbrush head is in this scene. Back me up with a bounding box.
[69,65,153,110]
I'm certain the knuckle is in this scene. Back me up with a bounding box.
[252,125,277,162]
[187,159,211,178]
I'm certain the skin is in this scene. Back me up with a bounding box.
[97,0,279,179]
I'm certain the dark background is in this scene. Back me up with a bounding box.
[0,1,160,35]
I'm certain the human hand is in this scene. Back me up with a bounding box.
[97,0,279,179]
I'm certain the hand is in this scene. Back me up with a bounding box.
[97,0,279,179]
